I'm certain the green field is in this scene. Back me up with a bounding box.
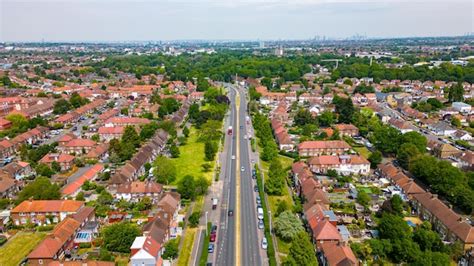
[354,147,372,159]
[0,232,47,266]
[171,127,216,184]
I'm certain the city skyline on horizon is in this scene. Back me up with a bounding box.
[1,0,473,42]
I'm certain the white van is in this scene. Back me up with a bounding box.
[257,207,264,220]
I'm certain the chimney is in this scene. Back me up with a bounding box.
[431,194,438,199]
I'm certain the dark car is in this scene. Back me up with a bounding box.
[254,185,259,192]
[211,225,218,232]
[228,210,234,216]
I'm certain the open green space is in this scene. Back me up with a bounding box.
[171,127,215,184]
[0,232,47,266]
[354,146,372,159]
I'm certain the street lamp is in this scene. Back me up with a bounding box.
[205,211,208,236]
[268,210,272,234]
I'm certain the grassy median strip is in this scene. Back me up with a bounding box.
[255,164,277,266]
[198,222,212,266]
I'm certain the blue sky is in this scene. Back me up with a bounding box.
[0,0,472,42]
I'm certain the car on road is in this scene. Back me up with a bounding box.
[257,207,264,220]
[241,167,245,172]
[261,237,268,249]
[254,185,259,192]
[258,219,264,229]
[228,210,234,216]
[232,155,236,160]
[210,232,216,242]
[211,225,217,232]
[208,243,215,253]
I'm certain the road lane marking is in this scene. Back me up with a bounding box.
[235,88,242,266]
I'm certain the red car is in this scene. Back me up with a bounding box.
[210,232,216,242]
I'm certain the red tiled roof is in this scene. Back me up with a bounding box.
[299,140,350,150]
[61,164,104,196]
[12,200,84,213]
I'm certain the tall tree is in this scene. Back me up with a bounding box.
[102,222,141,253]
[266,159,285,195]
[283,232,318,266]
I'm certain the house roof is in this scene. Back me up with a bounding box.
[313,219,342,241]
[413,192,474,244]
[298,140,351,150]
[117,181,162,194]
[320,242,358,266]
[28,218,81,259]
[61,164,104,196]
[12,200,84,213]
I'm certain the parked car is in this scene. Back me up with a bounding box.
[261,237,268,249]
[258,219,264,229]
[210,232,216,242]
[228,210,234,217]
[208,243,215,253]
[254,185,259,192]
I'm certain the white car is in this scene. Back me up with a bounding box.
[261,237,268,250]
[241,167,245,172]
[232,155,236,160]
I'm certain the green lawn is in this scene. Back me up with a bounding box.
[354,147,372,159]
[0,232,47,266]
[171,127,215,184]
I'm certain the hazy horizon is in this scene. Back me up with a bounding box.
[1,0,473,42]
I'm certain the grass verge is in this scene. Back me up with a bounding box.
[177,228,197,266]
[198,222,212,266]
[171,127,215,184]
[0,231,47,266]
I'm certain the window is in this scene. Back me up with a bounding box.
[38,259,43,265]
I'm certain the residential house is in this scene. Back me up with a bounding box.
[130,236,163,266]
[298,141,351,157]
[318,242,358,266]
[0,118,12,130]
[98,126,124,142]
[115,181,163,203]
[11,200,84,226]
[333,124,359,137]
[40,153,75,171]
[388,118,413,134]
[308,155,370,176]
[0,171,20,198]
[2,161,34,180]
[59,139,97,155]
[429,122,457,137]
[61,164,104,198]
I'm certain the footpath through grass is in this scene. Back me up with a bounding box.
[171,127,215,184]
[0,231,47,266]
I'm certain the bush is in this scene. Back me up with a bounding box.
[188,211,201,227]
[79,242,92,248]
[37,225,55,232]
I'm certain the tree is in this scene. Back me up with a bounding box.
[357,189,371,208]
[371,125,401,155]
[198,120,222,142]
[35,163,55,178]
[283,231,318,266]
[451,116,461,128]
[266,159,285,195]
[195,176,210,196]
[162,238,179,260]
[153,156,177,185]
[276,200,289,216]
[333,96,355,123]
[140,122,159,140]
[102,222,141,253]
[368,150,382,169]
[261,140,278,162]
[378,213,411,240]
[413,226,444,252]
[294,109,315,126]
[188,211,200,227]
[188,103,200,121]
[274,211,304,241]
[182,126,190,137]
[51,161,61,173]
[122,126,140,148]
[53,99,72,114]
[448,82,464,102]
[318,111,334,127]
[6,113,29,131]
[16,177,61,204]
[397,143,421,169]
[400,131,427,153]
[76,192,85,201]
[169,143,180,158]
[69,92,89,108]
[177,175,196,200]
[204,141,217,161]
